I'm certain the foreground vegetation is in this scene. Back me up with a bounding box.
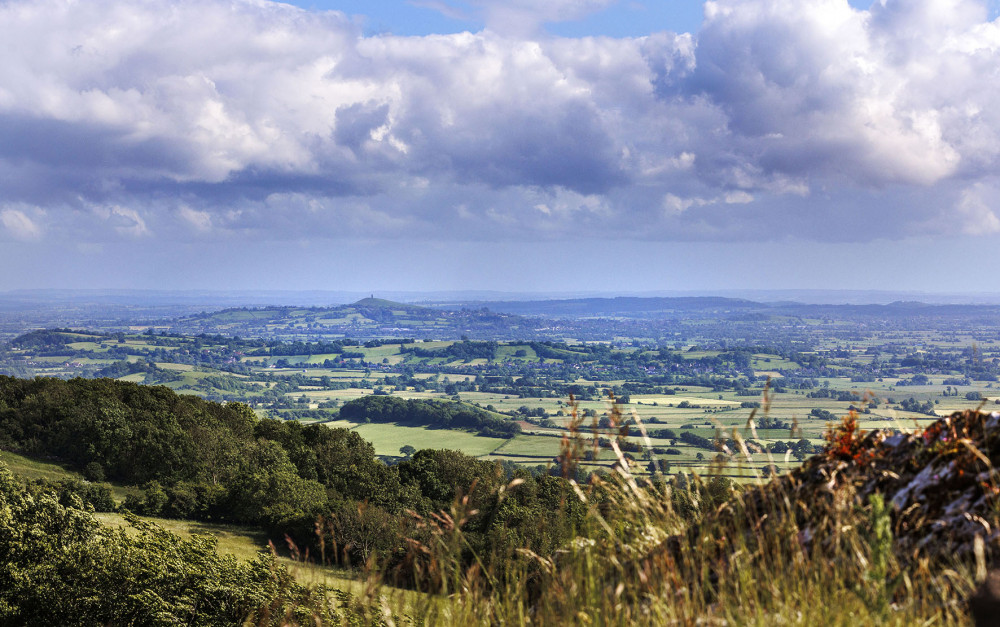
[378,417,986,625]
[1,400,991,623]
[0,375,586,576]
[0,460,346,624]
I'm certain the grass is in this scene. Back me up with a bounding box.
[350,423,508,457]
[0,450,137,502]
[1,381,984,623]
[0,457,420,607]
[90,512,415,603]
[94,512,271,562]
[492,434,563,458]
[0,450,80,483]
[348,406,982,625]
[633,394,740,407]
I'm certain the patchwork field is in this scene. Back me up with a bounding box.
[6,302,1000,480]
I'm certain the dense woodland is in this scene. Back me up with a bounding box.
[338,395,521,438]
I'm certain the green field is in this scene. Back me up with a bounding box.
[350,423,509,457]
[7,318,1000,480]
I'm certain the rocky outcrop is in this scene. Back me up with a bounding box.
[645,409,1000,610]
[748,410,1000,565]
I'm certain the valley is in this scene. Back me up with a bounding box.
[4,296,999,482]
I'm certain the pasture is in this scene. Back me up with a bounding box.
[351,423,508,457]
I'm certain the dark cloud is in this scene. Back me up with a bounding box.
[0,115,198,202]
[422,100,626,193]
[334,101,391,154]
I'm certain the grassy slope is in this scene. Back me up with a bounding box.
[91,512,379,598]
[0,450,137,502]
[0,450,381,597]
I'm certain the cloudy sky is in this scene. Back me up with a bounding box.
[3,0,1000,295]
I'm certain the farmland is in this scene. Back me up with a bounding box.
[3,296,999,481]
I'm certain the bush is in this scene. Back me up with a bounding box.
[82,461,105,482]
[0,461,347,624]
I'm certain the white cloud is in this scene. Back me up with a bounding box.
[663,190,753,217]
[954,184,1000,235]
[663,194,709,215]
[0,207,43,240]
[418,0,620,35]
[1,0,1000,245]
[475,0,620,36]
[97,205,149,238]
[689,0,968,187]
[178,205,213,232]
[724,191,754,204]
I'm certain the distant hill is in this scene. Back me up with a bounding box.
[168,298,538,340]
[424,295,1000,321]
[431,296,761,318]
[351,297,416,309]
[157,294,1000,342]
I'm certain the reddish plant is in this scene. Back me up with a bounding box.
[825,411,874,467]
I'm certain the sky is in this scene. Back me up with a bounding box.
[3,0,1000,295]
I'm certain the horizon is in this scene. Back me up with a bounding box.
[6,286,1000,307]
[4,1,1000,293]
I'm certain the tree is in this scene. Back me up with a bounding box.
[399,445,416,457]
[647,459,671,474]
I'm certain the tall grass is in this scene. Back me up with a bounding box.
[287,397,982,625]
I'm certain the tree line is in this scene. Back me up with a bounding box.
[338,394,521,438]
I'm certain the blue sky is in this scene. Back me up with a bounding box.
[286,1,880,37]
[289,1,708,37]
[4,0,1000,296]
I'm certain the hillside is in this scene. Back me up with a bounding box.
[167,298,537,340]
[0,367,995,622]
[152,295,1000,345]
[429,295,762,317]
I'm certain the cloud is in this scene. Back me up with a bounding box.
[952,184,1000,235]
[687,0,967,188]
[472,0,621,36]
[95,205,149,238]
[2,0,1000,247]
[0,207,43,240]
[178,205,213,232]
